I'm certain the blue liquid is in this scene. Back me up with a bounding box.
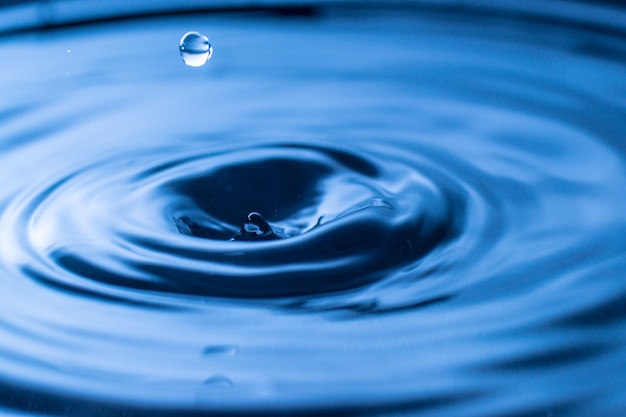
[0,2,625,416]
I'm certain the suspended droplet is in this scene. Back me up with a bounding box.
[179,31,213,67]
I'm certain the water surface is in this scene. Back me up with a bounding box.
[0,1,625,416]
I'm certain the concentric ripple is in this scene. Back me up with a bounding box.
[16,143,459,300]
[0,2,625,416]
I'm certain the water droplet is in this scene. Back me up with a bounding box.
[179,31,213,67]
[232,212,279,241]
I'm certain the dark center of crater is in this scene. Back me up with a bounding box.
[170,157,331,240]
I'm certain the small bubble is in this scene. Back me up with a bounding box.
[179,31,213,67]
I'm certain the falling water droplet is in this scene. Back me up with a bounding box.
[179,31,213,67]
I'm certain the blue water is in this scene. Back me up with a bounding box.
[1,1,625,416]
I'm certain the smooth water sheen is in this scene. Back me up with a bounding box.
[1,2,625,416]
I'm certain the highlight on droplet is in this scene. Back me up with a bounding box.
[179,31,213,67]
[232,212,280,241]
